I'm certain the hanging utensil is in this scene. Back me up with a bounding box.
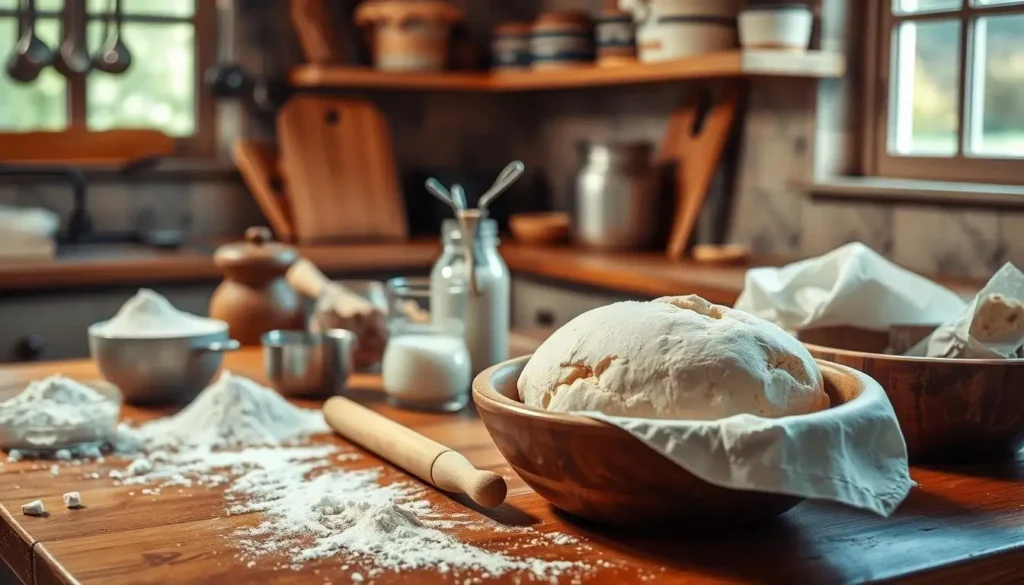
[477,160,525,214]
[55,0,92,76]
[6,0,55,83]
[92,0,131,74]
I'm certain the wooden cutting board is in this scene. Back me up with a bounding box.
[277,96,408,242]
[232,139,294,242]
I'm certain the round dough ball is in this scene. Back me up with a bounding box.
[518,295,828,420]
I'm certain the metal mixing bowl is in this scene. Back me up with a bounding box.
[262,329,356,398]
[88,321,240,406]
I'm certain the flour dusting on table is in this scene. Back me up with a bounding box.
[9,371,597,582]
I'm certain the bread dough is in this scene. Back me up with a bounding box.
[518,295,828,420]
[972,293,1024,344]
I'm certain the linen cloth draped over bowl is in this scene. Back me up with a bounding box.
[579,364,913,517]
[735,242,965,333]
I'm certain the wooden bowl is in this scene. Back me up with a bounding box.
[473,355,877,530]
[800,326,1024,463]
[508,212,570,246]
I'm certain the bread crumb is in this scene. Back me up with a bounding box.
[63,492,82,508]
[49,465,59,477]
[351,573,364,583]
[22,500,44,516]
[7,450,22,462]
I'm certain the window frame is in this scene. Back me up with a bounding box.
[863,0,1024,185]
[0,0,216,157]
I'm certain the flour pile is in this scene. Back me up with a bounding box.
[0,376,119,449]
[93,288,224,338]
[130,371,329,450]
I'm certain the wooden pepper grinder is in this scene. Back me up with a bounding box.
[209,227,305,345]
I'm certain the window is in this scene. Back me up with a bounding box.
[0,0,215,156]
[864,0,1024,184]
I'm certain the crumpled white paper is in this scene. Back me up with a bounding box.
[734,242,966,332]
[578,362,912,516]
[907,262,1024,359]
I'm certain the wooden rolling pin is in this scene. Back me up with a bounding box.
[323,396,508,508]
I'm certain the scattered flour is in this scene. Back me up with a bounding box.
[6,370,594,582]
[92,289,224,338]
[128,372,329,450]
[0,376,119,449]
[229,462,586,581]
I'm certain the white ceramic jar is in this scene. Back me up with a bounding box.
[738,4,813,51]
[622,0,738,62]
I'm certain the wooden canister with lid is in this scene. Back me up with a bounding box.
[355,0,463,72]
[209,227,305,346]
[530,11,594,70]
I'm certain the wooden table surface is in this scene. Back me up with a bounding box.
[1,334,1023,584]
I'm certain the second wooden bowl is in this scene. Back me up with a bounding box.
[800,326,1024,463]
[508,212,570,246]
[473,355,878,530]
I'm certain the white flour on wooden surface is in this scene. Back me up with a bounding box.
[0,376,119,449]
[13,371,597,583]
[228,462,588,582]
[93,288,224,338]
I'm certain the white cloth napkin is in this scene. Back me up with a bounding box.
[578,365,912,516]
[907,262,1024,359]
[735,242,966,332]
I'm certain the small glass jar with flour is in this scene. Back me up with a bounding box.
[430,218,510,377]
[382,277,472,412]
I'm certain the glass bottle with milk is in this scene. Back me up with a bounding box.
[430,218,510,376]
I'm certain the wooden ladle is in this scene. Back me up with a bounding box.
[5,0,54,83]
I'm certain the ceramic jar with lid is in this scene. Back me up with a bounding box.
[492,21,532,71]
[596,9,637,66]
[209,226,305,346]
[355,0,463,72]
[621,0,738,62]
[530,11,594,70]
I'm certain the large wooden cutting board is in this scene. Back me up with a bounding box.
[277,96,408,242]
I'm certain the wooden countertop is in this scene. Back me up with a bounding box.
[0,240,981,303]
[2,335,1024,584]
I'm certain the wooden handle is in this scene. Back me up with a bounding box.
[323,396,508,508]
[286,257,332,299]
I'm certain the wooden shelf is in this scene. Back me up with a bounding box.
[289,50,846,92]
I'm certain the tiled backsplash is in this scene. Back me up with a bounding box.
[0,181,263,242]
[728,80,1017,281]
